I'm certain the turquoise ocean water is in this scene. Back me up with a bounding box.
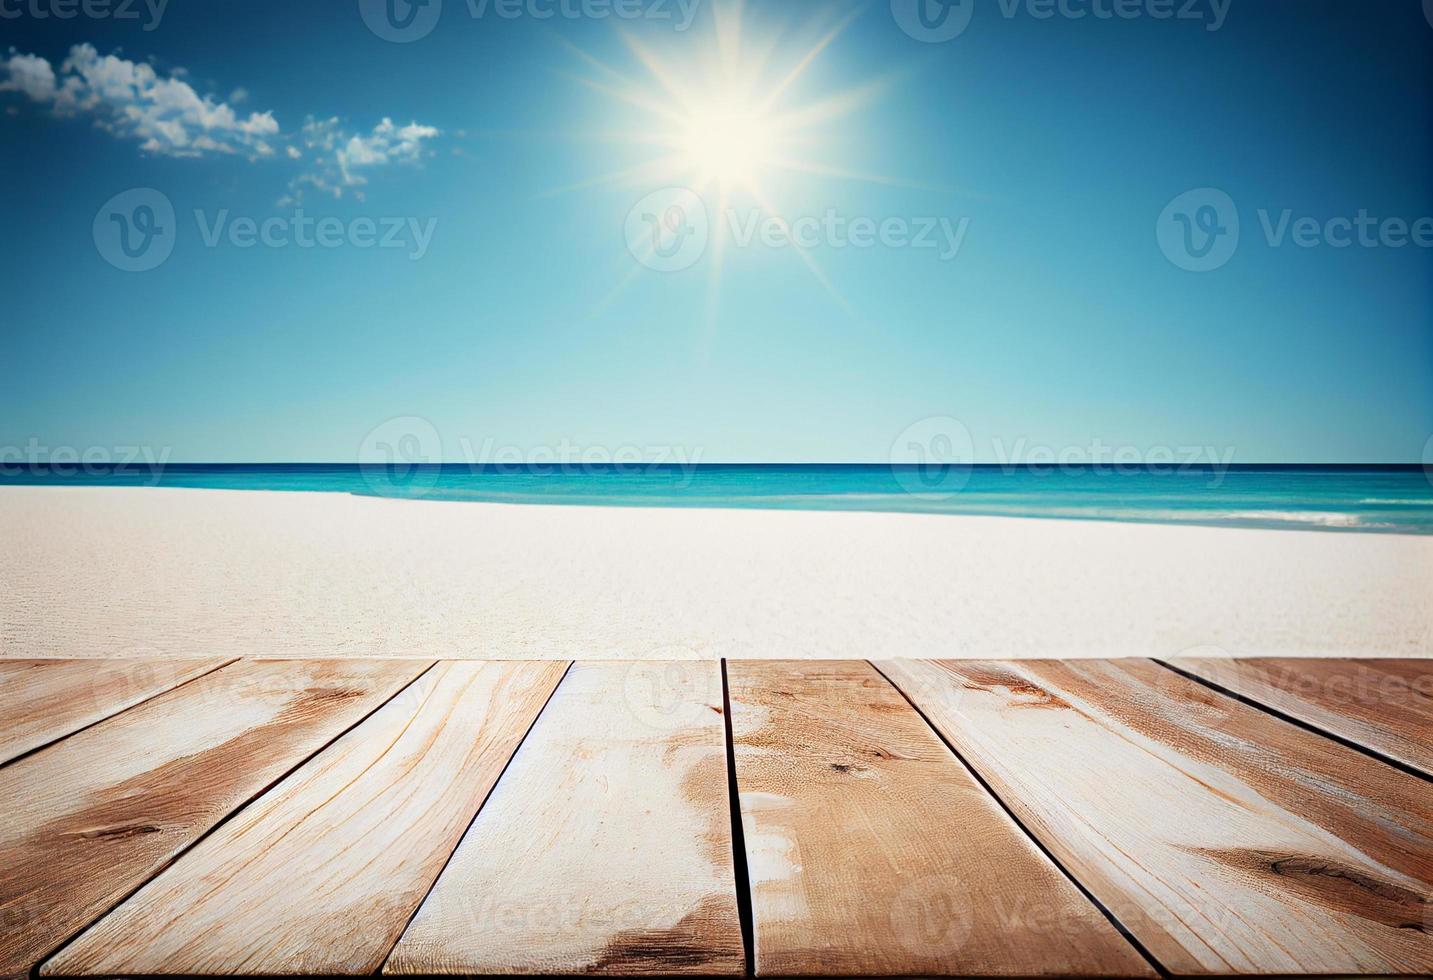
[3,464,1431,535]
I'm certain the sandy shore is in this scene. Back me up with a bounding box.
[1,486,1429,660]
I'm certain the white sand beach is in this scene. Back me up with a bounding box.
[1,486,1429,661]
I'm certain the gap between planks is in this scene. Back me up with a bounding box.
[1154,659,1433,784]
[0,658,237,770]
[720,659,757,979]
[23,657,1431,979]
[28,661,441,980]
[865,660,1168,979]
[376,659,576,972]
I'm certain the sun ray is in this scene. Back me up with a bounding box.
[755,6,864,116]
[535,154,691,199]
[552,33,634,85]
[621,32,700,113]
[769,157,959,193]
[569,0,902,328]
[748,181,854,315]
[586,260,651,320]
[768,76,892,132]
[561,72,690,126]
[704,182,732,349]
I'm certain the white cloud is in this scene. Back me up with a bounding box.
[284,114,440,203]
[0,52,58,102]
[0,44,278,158]
[2,45,440,199]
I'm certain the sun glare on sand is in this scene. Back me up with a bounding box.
[556,0,899,316]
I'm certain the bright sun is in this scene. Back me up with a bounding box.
[678,98,777,188]
[559,1,890,320]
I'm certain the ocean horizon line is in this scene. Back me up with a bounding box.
[5,462,1428,472]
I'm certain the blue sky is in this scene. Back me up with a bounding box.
[2,0,1430,463]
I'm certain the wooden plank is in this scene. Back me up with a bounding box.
[881,658,1433,976]
[1167,657,1433,777]
[725,660,1152,977]
[386,661,743,976]
[0,658,231,765]
[0,658,429,979]
[44,660,569,977]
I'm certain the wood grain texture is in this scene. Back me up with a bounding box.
[44,660,569,977]
[387,661,743,976]
[1168,657,1433,777]
[0,658,231,765]
[726,660,1152,977]
[0,658,428,978]
[882,658,1433,976]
